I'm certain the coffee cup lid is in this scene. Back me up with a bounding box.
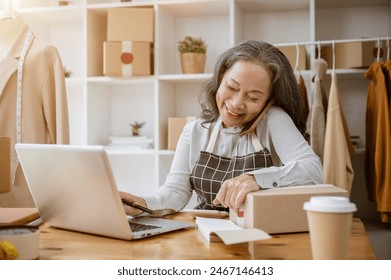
[303,196,357,213]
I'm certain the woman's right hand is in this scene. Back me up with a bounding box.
[119,191,148,216]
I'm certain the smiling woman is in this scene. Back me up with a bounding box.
[216,61,271,129]
[120,40,323,217]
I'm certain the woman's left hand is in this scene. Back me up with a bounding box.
[212,174,260,213]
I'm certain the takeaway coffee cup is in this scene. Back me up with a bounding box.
[303,196,357,260]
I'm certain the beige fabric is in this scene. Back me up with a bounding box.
[323,71,354,194]
[298,75,309,122]
[0,26,69,207]
[306,58,328,162]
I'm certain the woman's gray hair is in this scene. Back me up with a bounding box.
[199,40,306,134]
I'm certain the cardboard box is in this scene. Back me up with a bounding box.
[0,137,11,194]
[103,41,153,76]
[321,41,378,69]
[107,8,154,42]
[277,45,307,70]
[230,184,348,234]
[168,117,196,150]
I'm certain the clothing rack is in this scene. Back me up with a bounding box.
[272,37,390,47]
[273,37,389,70]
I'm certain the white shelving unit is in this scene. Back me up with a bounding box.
[15,0,390,198]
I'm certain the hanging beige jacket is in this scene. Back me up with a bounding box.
[0,26,69,207]
[306,58,328,161]
[365,61,391,223]
[323,70,355,194]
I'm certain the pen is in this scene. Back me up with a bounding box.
[121,199,155,215]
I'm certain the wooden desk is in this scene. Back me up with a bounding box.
[37,213,375,260]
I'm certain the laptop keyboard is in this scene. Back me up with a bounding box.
[129,221,162,232]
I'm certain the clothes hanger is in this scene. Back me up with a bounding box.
[294,42,301,82]
[317,41,321,60]
[332,39,336,71]
[377,37,381,62]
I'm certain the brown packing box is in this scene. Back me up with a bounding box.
[230,184,348,234]
[168,117,196,150]
[0,137,11,193]
[103,41,153,76]
[277,45,307,70]
[321,41,377,69]
[107,8,154,42]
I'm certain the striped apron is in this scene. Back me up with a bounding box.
[190,119,274,210]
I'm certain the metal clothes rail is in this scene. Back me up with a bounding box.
[272,37,390,47]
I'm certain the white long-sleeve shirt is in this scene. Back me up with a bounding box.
[144,106,324,213]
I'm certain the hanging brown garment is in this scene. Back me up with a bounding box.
[306,58,328,161]
[298,75,310,122]
[323,70,355,194]
[364,61,391,223]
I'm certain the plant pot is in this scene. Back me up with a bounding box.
[132,127,140,136]
[180,53,206,74]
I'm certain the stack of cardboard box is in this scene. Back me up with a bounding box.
[103,7,154,77]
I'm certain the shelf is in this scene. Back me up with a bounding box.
[65,77,84,85]
[315,0,390,9]
[158,150,175,156]
[87,0,152,4]
[19,5,83,23]
[158,0,230,16]
[86,1,154,13]
[158,73,212,84]
[87,76,155,85]
[235,0,309,12]
[105,148,155,155]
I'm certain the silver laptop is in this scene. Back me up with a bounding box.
[15,143,193,240]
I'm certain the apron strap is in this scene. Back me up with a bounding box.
[206,119,222,153]
[206,119,265,153]
[250,132,264,151]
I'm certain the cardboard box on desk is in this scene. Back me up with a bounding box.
[0,137,11,193]
[230,184,348,234]
[107,8,154,42]
[103,41,153,76]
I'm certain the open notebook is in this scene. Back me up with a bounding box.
[15,144,192,240]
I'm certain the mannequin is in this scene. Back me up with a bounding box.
[0,1,27,57]
[0,16,27,57]
[0,10,70,207]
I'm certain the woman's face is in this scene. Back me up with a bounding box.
[216,60,272,128]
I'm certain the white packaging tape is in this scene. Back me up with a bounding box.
[121,41,133,76]
[0,226,40,260]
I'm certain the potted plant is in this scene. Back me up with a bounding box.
[178,36,207,74]
[130,121,145,136]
